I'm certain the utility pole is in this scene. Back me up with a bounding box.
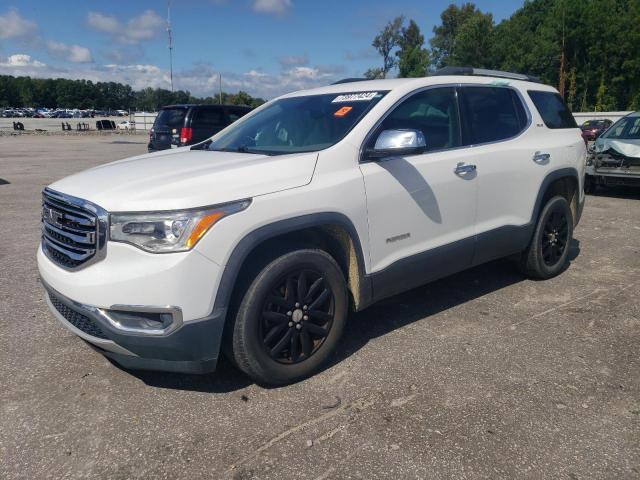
[167,0,174,92]
[558,3,566,98]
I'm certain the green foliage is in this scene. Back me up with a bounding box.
[448,12,494,68]
[364,67,384,79]
[430,3,487,69]
[0,75,265,110]
[372,16,404,78]
[397,20,429,77]
[368,0,640,111]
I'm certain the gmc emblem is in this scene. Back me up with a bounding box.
[43,206,63,228]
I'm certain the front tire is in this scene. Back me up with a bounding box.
[228,249,348,386]
[519,195,574,279]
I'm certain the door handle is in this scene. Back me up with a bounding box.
[533,151,551,164]
[454,162,476,176]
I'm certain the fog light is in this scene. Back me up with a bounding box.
[98,306,182,335]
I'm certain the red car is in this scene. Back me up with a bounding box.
[581,119,612,143]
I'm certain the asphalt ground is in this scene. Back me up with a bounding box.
[0,135,638,479]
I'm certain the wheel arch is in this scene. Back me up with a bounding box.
[212,213,372,318]
[531,168,580,227]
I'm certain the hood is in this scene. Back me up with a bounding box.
[49,148,318,211]
[594,137,640,158]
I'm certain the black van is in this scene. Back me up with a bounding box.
[148,104,252,152]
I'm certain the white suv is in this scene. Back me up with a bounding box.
[38,68,586,385]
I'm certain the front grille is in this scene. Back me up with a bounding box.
[41,190,100,269]
[49,293,108,339]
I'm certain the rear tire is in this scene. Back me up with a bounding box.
[518,195,573,279]
[228,249,348,386]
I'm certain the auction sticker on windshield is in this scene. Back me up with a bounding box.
[332,92,378,103]
[334,106,353,117]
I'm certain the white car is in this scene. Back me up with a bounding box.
[585,111,640,192]
[116,120,135,130]
[38,68,586,385]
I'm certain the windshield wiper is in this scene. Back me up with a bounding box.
[209,145,272,155]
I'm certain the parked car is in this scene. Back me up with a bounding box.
[116,120,135,130]
[580,119,612,142]
[148,104,252,152]
[38,68,585,385]
[585,112,640,192]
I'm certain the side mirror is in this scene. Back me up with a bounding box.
[365,129,427,160]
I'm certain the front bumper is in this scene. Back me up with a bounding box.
[586,164,640,187]
[43,281,226,374]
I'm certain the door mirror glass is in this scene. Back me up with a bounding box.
[368,129,426,159]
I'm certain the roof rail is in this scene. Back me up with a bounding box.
[432,66,541,83]
[331,78,368,85]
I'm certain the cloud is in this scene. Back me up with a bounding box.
[87,10,164,44]
[252,0,292,16]
[278,54,308,68]
[0,54,46,67]
[102,45,145,64]
[0,8,38,40]
[0,9,93,63]
[46,41,92,63]
[0,54,345,99]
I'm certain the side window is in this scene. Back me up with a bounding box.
[527,90,577,129]
[373,87,461,152]
[459,87,528,144]
[195,108,225,128]
[228,108,249,123]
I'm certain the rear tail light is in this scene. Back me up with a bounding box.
[180,127,193,144]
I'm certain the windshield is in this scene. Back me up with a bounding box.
[602,116,640,140]
[154,108,187,129]
[208,91,387,155]
[582,120,608,129]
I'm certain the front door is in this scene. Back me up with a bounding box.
[359,87,478,299]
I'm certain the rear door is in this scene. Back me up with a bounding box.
[457,86,576,264]
[150,107,187,150]
[191,107,227,144]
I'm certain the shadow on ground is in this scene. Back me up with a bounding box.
[125,239,581,393]
[588,186,640,200]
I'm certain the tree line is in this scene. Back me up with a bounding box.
[0,75,265,110]
[366,0,640,111]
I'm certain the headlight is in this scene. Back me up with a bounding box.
[109,200,250,253]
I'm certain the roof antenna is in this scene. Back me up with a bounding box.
[167,0,174,92]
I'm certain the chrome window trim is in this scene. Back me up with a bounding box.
[359,82,533,163]
[42,187,108,271]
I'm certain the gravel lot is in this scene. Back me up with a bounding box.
[1,135,638,479]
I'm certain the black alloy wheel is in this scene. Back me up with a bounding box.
[541,209,569,267]
[228,249,348,385]
[518,195,574,279]
[260,269,334,364]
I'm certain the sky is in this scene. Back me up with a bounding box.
[0,0,525,99]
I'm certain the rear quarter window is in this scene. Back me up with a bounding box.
[193,108,225,127]
[154,108,187,128]
[528,91,577,129]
